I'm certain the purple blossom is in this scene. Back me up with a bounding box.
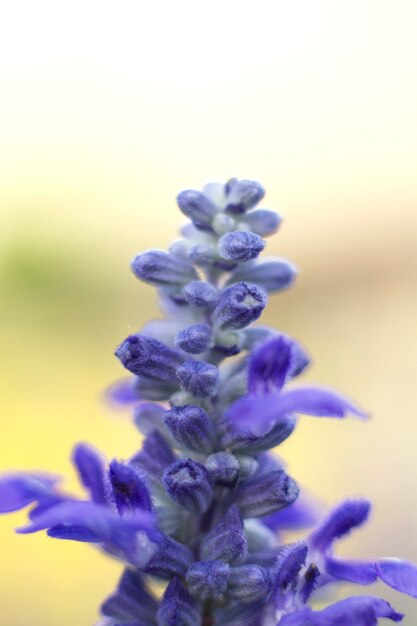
[0,177,415,625]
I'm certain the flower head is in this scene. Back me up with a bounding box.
[1,177,415,625]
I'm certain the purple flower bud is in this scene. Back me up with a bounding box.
[189,244,236,270]
[206,452,240,487]
[174,324,212,354]
[108,376,178,404]
[145,535,193,579]
[220,414,296,453]
[109,460,153,514]
[131,250,198,286]
[235,470,299,518]
[176,360,219,397]
[241,209,282,236]
[225,178,265,214]
[182,280,219,308]
[200,505,247,564]
[228,564,271,602]
[218,231,265,262]
[214,282,267,330]
[133,402,168,436]
[163,459,213,513]
[176,190,218,227]
[189,244,217,266]
[164,405,214,453]
[228,259,297,293]
[186,560,230,599]
[115,334,184,383]
[157,577,200,626]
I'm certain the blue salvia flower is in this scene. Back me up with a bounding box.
[1,177,417,626]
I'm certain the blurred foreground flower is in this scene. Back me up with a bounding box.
[1,178,416,625]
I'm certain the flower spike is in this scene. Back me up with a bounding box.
[0,177,414,625]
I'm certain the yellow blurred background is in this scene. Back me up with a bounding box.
[1,1,416,624]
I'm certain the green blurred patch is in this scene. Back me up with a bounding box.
[1,240,83,298]
[0,236,117,332]
[0,233,158,346]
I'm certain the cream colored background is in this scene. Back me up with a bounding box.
[1,1,416,624]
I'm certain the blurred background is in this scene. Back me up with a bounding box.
[1,1,416,624]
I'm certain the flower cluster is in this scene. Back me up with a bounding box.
[1,178,416,625]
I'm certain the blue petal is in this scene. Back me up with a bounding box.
[106,378,142,407]
[17,500,155,566]
[248,335,306,394]
[309,498,371,551]
[377,558,417,597]
[0,473,59,513]
[279,596,403,625]
[109,460,153,514]
[273,541,308,589]
[276,386,367,418]
[47,524,102,542]
[72,442,108,504]
[299,563,321,604]
[225,386,366,437]
[325,556,377,584]
[325,596,402,624]
[106,377,176,406]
